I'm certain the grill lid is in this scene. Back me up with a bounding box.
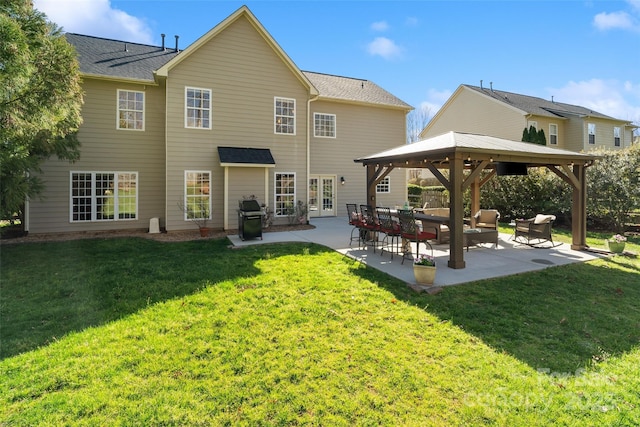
[239,199,262,212]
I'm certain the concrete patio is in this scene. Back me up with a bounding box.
[227,216,606,288]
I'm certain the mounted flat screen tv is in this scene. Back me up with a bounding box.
[496,162,528,176]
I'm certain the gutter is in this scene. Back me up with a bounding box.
[307,93,319,222]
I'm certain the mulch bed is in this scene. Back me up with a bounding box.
[0,223,315,245]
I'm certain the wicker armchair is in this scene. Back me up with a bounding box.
[473,209,500,230]
[514,214,558,247]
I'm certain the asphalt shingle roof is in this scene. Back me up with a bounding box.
[218,147,276,165]
[65,33,411,108]
[65,33,180,82]
[464,84,616,121]
[303,71,412,110]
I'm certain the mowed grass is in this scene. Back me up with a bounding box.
[1,234,639,425]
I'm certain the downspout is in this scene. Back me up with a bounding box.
[306,94,319,222]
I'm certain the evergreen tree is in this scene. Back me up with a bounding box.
[536,128,546,145]
[0,0,83,220]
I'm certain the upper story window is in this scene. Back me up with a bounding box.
[314,113,336,138]
[549,124,558,145]
[185,87,211,129]
[117,90,144,130]
[614,127,621,147]
[70,172,138,222]
[275,97,295,135]
[588,123,596,144]
[376,176,390,193]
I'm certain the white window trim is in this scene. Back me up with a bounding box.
[588,123,596,145]
[184,170,212,221]
[274,172,296,217]
[69,171,138,222]
[527,120,538,130]
[313,112,336,138]
[376,176,391,193]
[549,123,558,145]
[614,126,621,147]
[274,97,296,135]
[117,89,145,131]
[185,86,212,130]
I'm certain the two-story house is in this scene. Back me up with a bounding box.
[420,83,636,152]
[26,6,411,234]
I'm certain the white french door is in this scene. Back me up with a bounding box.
[308,175,336,217]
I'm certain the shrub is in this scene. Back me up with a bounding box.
[586,145,640,232]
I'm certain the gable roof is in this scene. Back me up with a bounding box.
[303,71,412,110]
[64,6,410,109]
[64,33,179,83]
[155,6,317,96]
[463,84,622,121]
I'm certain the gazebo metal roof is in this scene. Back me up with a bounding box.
[355,131,597,166]
[354,131,599,269]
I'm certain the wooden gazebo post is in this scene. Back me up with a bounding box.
[448,155,465,269]
[571,163,588,250]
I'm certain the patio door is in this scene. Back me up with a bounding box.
[308,175,336,217]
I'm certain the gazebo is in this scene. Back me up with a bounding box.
[354,131,599,269]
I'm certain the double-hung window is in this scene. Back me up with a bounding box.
[185,87,211,129]
[275,97,295,134]
[275,172,295,216]
[117,90,144,130]
[70,172,137,222]
[549,124,558,145]
[376,176,390,193]
[314,113,336,138]
[614,127,621,147]
[184,171,211,221]
[588,123,596,145]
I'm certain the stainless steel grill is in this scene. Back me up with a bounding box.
[238,199,264,240]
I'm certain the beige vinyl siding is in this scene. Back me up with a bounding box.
[29,78,166,233]
[164,15,309,231]
[225,167,268,230]
[560,118,584,152]
[310,100,408,216]
[524,116,566,148]
[422,88,525,141]
[582,118,618,151]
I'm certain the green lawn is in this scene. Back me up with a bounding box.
[1,234,639,425]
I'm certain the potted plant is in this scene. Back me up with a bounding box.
[607,233,627,254]
[177,197,211,237]
[413,254,436,285]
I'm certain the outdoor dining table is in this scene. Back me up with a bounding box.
[389,209,450,245]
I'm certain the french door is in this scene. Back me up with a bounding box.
[308,175,336,217]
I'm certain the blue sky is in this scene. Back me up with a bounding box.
[34,0,640,128]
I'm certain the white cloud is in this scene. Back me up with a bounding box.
[593,11,636,30]
[593,1,640,32]
[33,0,154,44]
[628,0,640,12]
[547,79,640,123]
[367,37,403,60]
[405,17,419,27]
[371,21,389,32]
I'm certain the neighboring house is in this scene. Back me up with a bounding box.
[26,6,411,234]
[420,84,637,152]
